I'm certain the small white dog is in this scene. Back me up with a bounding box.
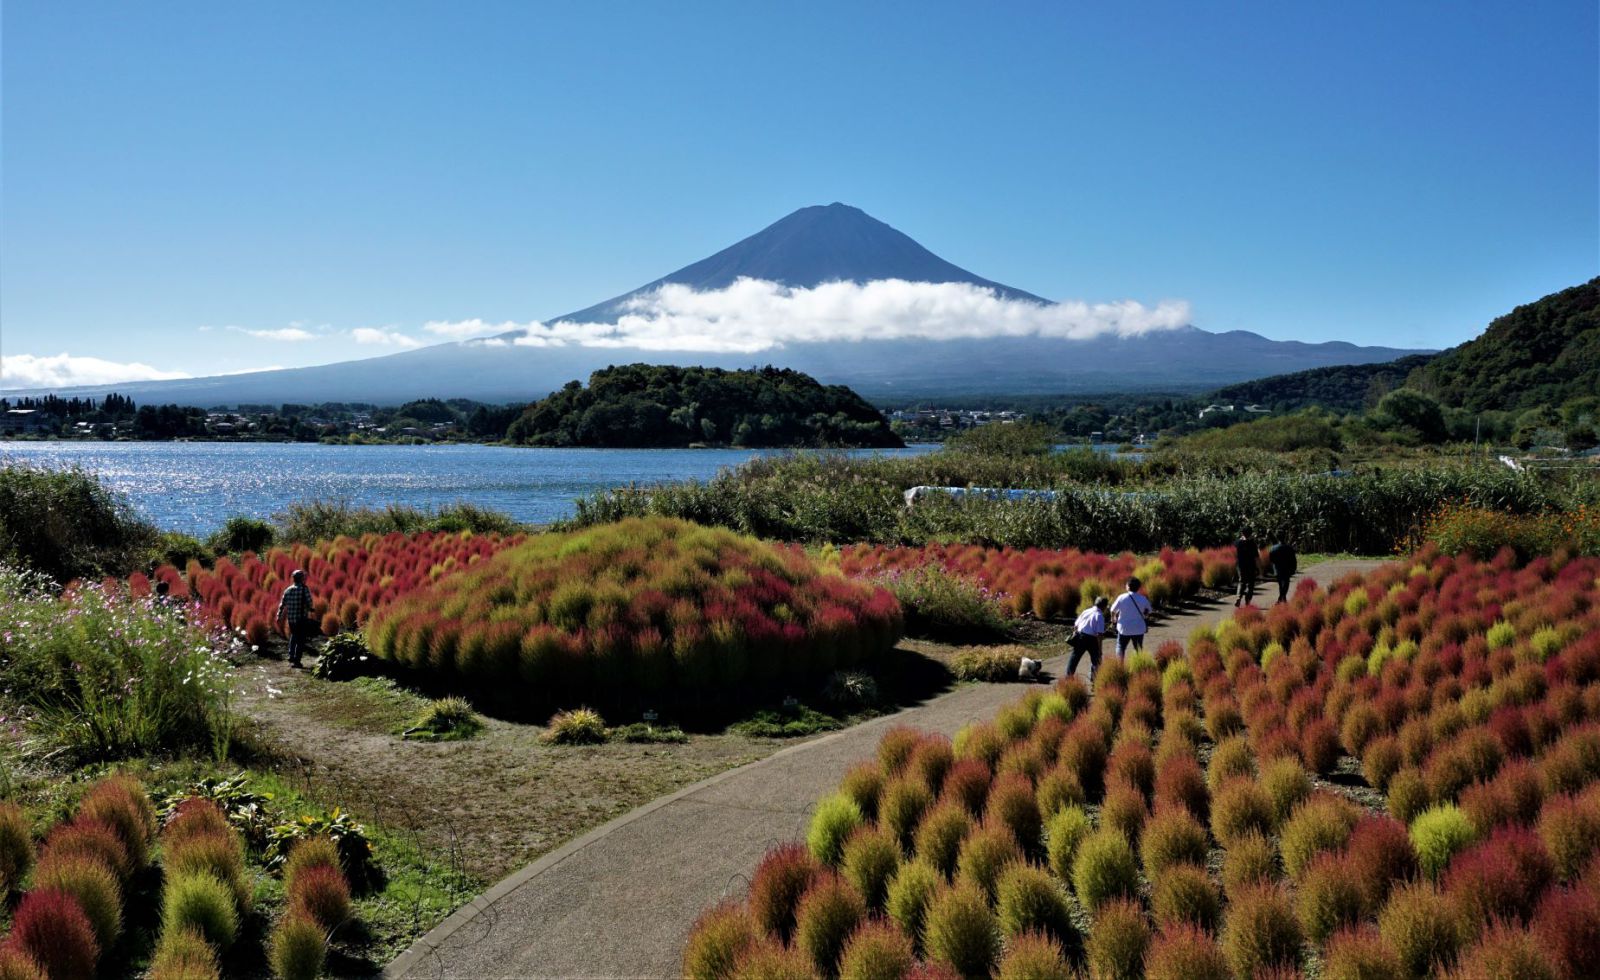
[1018,657,1042,681]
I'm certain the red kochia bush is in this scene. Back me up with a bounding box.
[1441,826,1554,927]
[6,888,100,980]
[747,843,822,943]
[1532,885,1600,980]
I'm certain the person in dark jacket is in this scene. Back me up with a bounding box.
[1268,540,1298,604]
[1234,531,1259,606]
[275,569,315,668]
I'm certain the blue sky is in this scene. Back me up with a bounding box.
[2,1,1596,387]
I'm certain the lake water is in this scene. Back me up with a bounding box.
[0,441,942,533]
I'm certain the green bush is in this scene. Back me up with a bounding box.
[162,871,241,950]
[268,912,327,980]
[995,864,1077,954]
[885,860,941,950]
[206,515,275,556]
[0,575,236,760]
[32,852,122,949]
[1377,882,1463,977]
[1221,884,1303,979]
[1409,804,1477,879]
[807,794,865,867]
[840,827,900,912]
[1072,828,1139,912]
[793,875,866,977]
[1151,863,1222,933]
[923,885,1000,979]
[1086,898,1151,980]
[877,566,1011,642]
[1043,806,1091,883]
[0,802,35,897]
[273,498,520,544]
[995,931,1074,980]
[836,919,915,980]
[0,464,155,582]
[150,925,220,980]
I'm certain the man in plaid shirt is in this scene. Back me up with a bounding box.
[275,569,314,667]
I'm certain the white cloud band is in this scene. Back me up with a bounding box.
[1,353,191,389]
[432,278,1191,354]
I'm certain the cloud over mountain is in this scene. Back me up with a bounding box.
[427,278,1191,354]
[1,353,191,388]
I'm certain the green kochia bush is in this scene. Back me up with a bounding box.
[807,794,865,867]
[365,517,902,713]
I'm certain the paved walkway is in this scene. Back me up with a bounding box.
[387,558,1388,980]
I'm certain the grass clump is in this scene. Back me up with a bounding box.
[541,707,608,745]
[403,696,483,741]
[610,722,689,744]
[949,646,1028,682]
[731,706,844,739]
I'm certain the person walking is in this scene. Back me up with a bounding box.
[275,569,315,668]
[1268,539,1298,604]
[1234,530,1260,606]
[1110,577,1153,657]
[1067,596,1109,683]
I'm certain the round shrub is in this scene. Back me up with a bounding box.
[836,919,914,980]
[1299,717,1342,774]
[913,803,974,880]
[77,774,155,871]
[808,794,866,867]
[1377,882,1463,978]
[1454,921,1559,980]
[41,819,131,883]
[31,851,122,950]
[1296,853,1364,944]
[1279,793,1360,879]
[994,864,1077,953]
[879,726,924,775]
[1150,862,1221,933]
[840,763,886,822]
[729,938,823,980]
[0,948,47,980]
[1145,923,1229,980]
[1043,806,1090,884]
[1537,792,1600,881]
[793,874,867,977]
[1410,804,1478,880]
[1035,766,1085,819]
[1098,782,1147,847]
[1221,883,1303,979]
[1531,884,1600,980]
[0,802,34,897]
[1387,767,1431,825]
[841,826,901,912]
[368,518,902,711]
[162,798,233,851]
[149,924,221,980]
[984,775,1042,856]
[994,931,1073,980]
[954,823,1021,903]
[923,885,1000,979]
[1440,826,1554,930]
[287,863,352,932]
[908,738,955,796]
[162,871,241,950]
[1206,736,1254,790]
[940,759,993,817]
[269,913,329,980]
[1322,926,1404,980]
[879,778,933,852]
[1141,808,1208,879]
[1259,757,1311,826]
[543,707,608,744]
[1072,828,1139,913]
[166,831,250,912]
[1221,830,1279,898]
[8,888,100,980]
[885,860,940,950]
[1154,755,1208,822]
[283,835,341,885]
[1085,898,1150,980]
[1362,736,1403,793]
[748,843,822,943]
[1210,777,1274,846]
[1344,815,1418,913]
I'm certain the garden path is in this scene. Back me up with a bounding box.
[386,557,1389,979]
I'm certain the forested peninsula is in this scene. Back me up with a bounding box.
[505,364,904,448]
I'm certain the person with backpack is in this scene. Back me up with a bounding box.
[1110,577,1153,657]
[274,569,315,668]
[1066,595,1109,682]
[1268,539,1298,604]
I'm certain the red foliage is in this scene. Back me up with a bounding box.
[6,889,99,980]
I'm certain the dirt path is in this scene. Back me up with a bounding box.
[385,557,1390,979]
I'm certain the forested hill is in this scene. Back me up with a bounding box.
[1208,354,1437,412]
[504,364,904,448]
[1408,276,1600,412]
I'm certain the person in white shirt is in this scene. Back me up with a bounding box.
[1067,596,1109,682]
[1110,576,1154,657]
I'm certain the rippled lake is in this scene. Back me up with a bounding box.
[1,441,941,533]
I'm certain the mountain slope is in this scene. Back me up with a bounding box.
[1408,276,1599,412]
[546,202,1045,326]
[1206,354,1439,412]
[2,203,1429,406]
